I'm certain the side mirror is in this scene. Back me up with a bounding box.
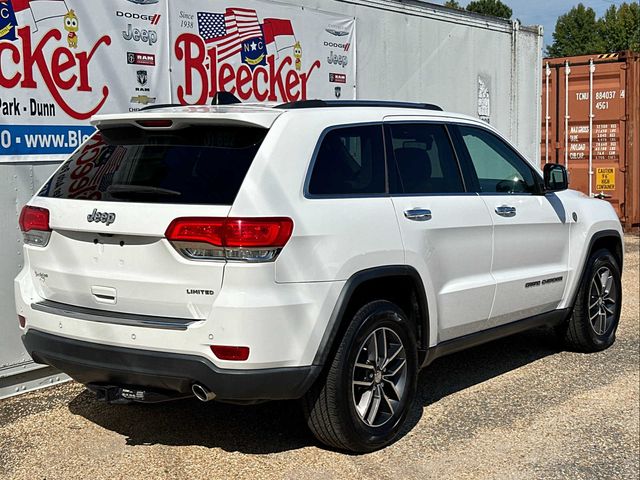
[543,163,568,192]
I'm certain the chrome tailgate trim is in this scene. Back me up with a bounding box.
[31,300,202,331]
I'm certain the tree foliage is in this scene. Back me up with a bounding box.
[547,4,603,57]
[442,0,511,19]
[547,2,640,57]
[465,0,512,19]
[598,2,640,53]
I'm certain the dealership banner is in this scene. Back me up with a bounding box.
[0,0,356,162]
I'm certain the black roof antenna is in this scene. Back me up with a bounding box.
[212,91,242,105]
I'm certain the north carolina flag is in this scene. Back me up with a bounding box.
[10,0,69,32]
[262,18,296,52]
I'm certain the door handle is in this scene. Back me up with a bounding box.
[495,205,517,217]
[404,208,432,221]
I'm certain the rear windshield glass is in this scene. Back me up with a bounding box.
[38,125,267,205]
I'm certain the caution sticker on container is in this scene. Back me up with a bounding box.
[596,168,616,190]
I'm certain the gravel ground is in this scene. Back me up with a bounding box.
[1,235,638,480]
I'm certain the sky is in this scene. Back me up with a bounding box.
[453,0,633,49]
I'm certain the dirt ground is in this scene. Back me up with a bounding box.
[1,236,638,480]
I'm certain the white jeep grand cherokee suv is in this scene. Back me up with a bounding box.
[15,99,623,452]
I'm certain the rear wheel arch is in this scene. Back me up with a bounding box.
[313,266,429,367]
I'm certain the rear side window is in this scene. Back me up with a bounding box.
[38,125,267,205]
[308,125,385,196]
[388,123,464,194]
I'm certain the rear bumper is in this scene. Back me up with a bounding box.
[23,329,320,401]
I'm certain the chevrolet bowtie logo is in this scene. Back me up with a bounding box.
[130,95,156,105]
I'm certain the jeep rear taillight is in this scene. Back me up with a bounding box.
[19,206,51,247]
[165,217,293,262]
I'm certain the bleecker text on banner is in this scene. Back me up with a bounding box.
[170,2,355,105]
[0,0,356,163]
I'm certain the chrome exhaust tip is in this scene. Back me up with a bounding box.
[192,383,215,402]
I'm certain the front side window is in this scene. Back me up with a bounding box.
[388,123,464,194]
[458,126,538,194]
[308,125,385,196]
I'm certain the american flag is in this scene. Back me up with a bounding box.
[90,146,126,193]
[197,8,263,61]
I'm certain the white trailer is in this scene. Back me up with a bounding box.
[0,0,542,399]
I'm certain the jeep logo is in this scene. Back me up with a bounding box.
[122,24,158,46]
[327,51,349,68]
[87,208,116,226]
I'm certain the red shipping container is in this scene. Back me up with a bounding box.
[541,51,639,230]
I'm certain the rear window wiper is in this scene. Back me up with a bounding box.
[106,185,182,198]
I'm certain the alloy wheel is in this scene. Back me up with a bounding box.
[351,327,408,427]
[588,266,618,336]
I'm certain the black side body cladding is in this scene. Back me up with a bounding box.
[421,308,571,367]
[312,265,430,366]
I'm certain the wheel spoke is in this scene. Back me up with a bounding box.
[381,344,402,370]
[353,379,374,387]
[383,377,401,400]
[604,273,613,295]
[381,328,388,366]
[589,298,600,309]
[355,362,375,371]
[591,278,601,296]
[598,311,607,334]
[603,304,615,315]
[589,310,600,322]
[381,387,395,416]
[356,388,374,419]
[384,358,407,378]
[599,270,610,291]
[371,333,379,366]
[366,387,382,425]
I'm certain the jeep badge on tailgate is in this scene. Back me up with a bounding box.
[87,208,116,226]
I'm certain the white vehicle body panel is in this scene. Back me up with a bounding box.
[390,195,495,343]
[481,194,571,326]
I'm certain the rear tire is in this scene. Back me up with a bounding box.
[303,300,418,452]
[561,248,622,352]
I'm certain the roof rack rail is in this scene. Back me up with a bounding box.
[275,100,443,111]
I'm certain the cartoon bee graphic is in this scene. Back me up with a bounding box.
[293,41,302,71]
[63,10,79,48]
